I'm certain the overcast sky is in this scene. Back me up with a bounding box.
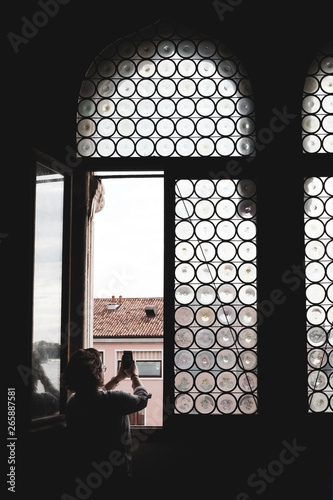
[33,176,64,343]
[32,174,164,344]
[93,176,164,299]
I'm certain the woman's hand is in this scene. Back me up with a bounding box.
[116,361,127,382]
[105,360,139,391]
[124,360,138,379]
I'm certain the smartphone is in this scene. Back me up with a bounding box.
[122,351,133,370]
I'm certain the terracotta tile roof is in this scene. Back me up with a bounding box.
[93,297,163,338]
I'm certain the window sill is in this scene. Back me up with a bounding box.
[29,413,66,433]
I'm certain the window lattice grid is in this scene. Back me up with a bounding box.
[304,177,333,413]
[302,40,333,153]
[174,179,258,415]
[76,20,256,158]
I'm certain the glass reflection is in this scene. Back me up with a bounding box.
[32,164,64,419]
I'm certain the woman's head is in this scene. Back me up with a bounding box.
[63,348,104,393]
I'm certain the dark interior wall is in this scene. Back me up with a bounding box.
[4,0,332,160]
[3,1,333,499]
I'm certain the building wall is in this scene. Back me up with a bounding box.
[94,339,163,427]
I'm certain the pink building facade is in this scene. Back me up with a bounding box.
[93,297,163,427]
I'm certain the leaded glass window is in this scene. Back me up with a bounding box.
[302,41,333,153]
[76,20,256,158]
[304,177,333,413]
[76,20,257,416]
[302,41,333,413]
[174,179,258,415]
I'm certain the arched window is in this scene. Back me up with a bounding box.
[303,41,333,413]
[76,20,256,158]
[76,20,257,417]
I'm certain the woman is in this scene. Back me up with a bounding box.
[63,348,151,494]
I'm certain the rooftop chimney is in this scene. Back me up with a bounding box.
[107,295,123,311]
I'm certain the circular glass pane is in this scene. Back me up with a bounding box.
[217,394,237,414]
[306,306,326,325]
[216,371,237,391]
[195,328,215,348]
[196,242,216,262]
[174,371,194,392]
[238,179,256,197]
[175,220,194,240]
[308,392,328,413]
[195,394,215,414]
[195,350,215,370]
[195,372,215,392]
[238,372,258,392]
[308,370,328,390]
[175,199,194,219]
[217,284,237,304]
[176,138,196,156]
[216,327,236,347]
[237,220,256,240]
[174,349,194,370]
[307,348,328,368]
[238,285,257,305]
[97,118,116,136]
[77,138,95,157]
[238,328,257,348]
[175,242,195,261]
[196,307,216,327]
[306,261,326,282]
[78,99,96,117]
[77,118,96,137]
[97,138,115,156]
[175,328,194,348]
[216,349,237,369]
[216,199,236,219]
[195,220,216,240]
[218,263,237,282]
[239,307,257,327]
[238,199,256,218]
[196,285,216,305]
[238,263,257,283]
[217,242,237,261]
[304,197,324,217]
[175,285,195,305]
[306,284,326,304]
[238,241,257,261]
[304,177,323,195]
[196,263,217,283]
[307,326,327,346]
[238,350,257,370]
[305,240,325,260]
[216,221,236,240]
[175,263,195,283]
[175,306,195,326]
[175,394,194,413]
[238,395,257,414]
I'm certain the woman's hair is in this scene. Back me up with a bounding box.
[63,348,103,393]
